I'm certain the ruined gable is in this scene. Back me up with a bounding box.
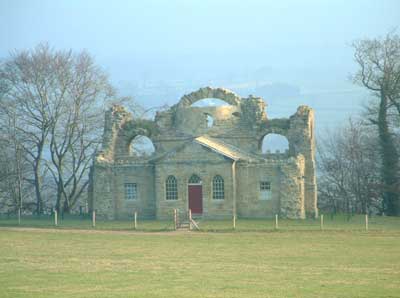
[154,141,230,164]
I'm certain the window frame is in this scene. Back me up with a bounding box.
[165,175,178,201]
[259,181,271,201]
[124,183,138,201]
[212,175,225,200]
[188,174,202,185]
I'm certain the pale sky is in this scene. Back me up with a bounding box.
[1,0,399,127]
[1,0,399,81]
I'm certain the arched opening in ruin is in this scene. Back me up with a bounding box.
[261,133,289,154]
[129,135,155,157]
[191,98,231,107]
[205,113,214,128]
[179,87,241,108]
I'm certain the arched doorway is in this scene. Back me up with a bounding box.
[188,174,202,214]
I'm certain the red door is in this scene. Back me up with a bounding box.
[188,185,203,214]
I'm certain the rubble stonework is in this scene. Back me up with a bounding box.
[88,87,318,219]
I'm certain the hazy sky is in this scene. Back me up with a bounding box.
[1,0,400,131]
[1,0,399,82]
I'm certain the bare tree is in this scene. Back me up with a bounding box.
[46,51,115,214]
[317,119,381,217]
[0,51,49,214]
[352,31,400,215]
[0,43,121,214]
[0,103,33,213]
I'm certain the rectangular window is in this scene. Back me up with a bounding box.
[125,183,137,200]
[260,181,271,191]
[260,181,271,200]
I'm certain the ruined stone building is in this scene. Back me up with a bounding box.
[88,87,317,219]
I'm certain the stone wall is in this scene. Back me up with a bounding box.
[236,155,305,219]
[154,142,234,219]
[111,163,156,219]
[90,162,114,219]
[236,162,280,217]
[89,86,317,220]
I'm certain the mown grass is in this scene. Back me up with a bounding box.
[0,216,175,231]
[0,216,399,297]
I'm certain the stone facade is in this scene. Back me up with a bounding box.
[88,87,317,219]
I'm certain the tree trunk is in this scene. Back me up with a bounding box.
[33,160,43,215]
[62,199,70,216]
[55,187,61,214]
[378,92,399,216]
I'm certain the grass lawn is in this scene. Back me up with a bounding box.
[0,217,399,297]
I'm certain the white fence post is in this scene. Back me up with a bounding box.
[92,210,96,228]
[320,214,324,230]
[18,208,21,225]
[233,214,236,230]
[54,210,58,227]
[134,211,137,230]
[189,209,192,231]
[275,214,279,230]
[174,209,177,230]
[365,214,368,231]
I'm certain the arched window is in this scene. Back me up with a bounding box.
[129,135,155,157]
[165,175,178,200]
[188,174,201,184]
[261,134,289,154]
[213,175,224,200]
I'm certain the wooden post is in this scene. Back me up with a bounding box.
[18,208,21,225]
[232,161,237,224]
[174,209,177,230]
[365,214,368,231]
[134,211,137,230]
[189,209,192,231]
[320,214,324,230]
[275,214,279,229]
[92,210,96,228]
[233,214,236,230]
[54,210,58,227]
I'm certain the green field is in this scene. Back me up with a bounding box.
[0,216,399,298]
[1,214,399,232]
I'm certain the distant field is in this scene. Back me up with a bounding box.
[0,216,399,298]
